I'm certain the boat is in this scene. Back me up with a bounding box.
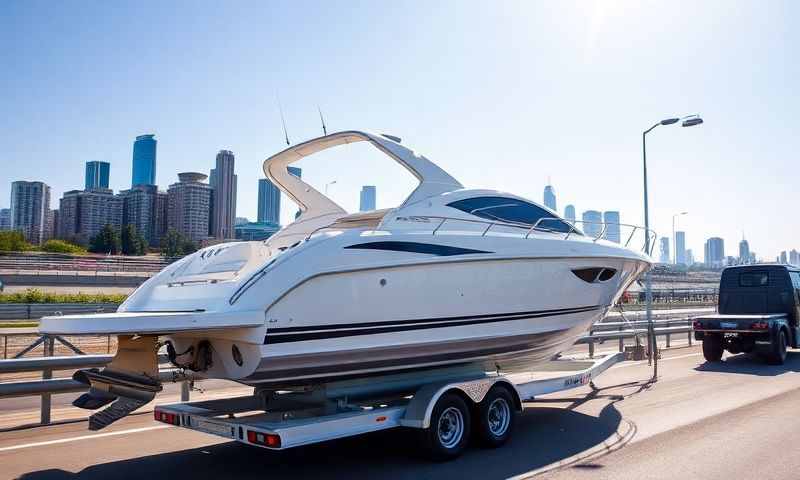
[39,130,653,430]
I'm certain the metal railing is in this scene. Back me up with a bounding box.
[0,316,694,428]
[0,303,121,320]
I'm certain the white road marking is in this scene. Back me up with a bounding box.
[0,425,170,453]
[612,351,702,369]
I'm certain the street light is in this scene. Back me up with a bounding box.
[642,114,703,380]
[673,211,688,265]
[324,180,337,195]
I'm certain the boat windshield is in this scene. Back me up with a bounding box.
[447,196,576,234]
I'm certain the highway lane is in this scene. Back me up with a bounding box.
[4,346,800,479]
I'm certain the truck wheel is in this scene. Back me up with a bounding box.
[419,392,471,461]
[702,334,723,362]
[767,329,788,365]
[475,386,516,448]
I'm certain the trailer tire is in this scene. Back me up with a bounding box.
[702,334,723,362]
[419,392,471,461]
[475,385,516,448]
[767,329,788,365]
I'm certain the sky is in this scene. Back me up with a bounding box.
[1,0,797,260]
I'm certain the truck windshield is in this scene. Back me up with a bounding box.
[739,271,769,287]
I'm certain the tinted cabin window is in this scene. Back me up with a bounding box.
[791,272,800,289]
[739,271,769,287]
[447,196,575,234]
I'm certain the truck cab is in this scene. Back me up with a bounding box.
[693,264,800,364]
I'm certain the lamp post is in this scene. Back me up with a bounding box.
[642,114,703,380]
[672,211,688,265]
[324,180,337,195]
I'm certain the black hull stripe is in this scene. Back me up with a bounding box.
[264,305,601,344]
[269,304,605,334]
[343,241,491,257]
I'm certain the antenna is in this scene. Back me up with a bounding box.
[276,93,290,146]
[317,105,328,136]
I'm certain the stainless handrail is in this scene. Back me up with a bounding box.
[304,214,657,256]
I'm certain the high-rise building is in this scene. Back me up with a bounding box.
[738,238,751,265]
[168,172,212,242]
[257,178,281,224]
[359,186,377,212]
[564,205,576,223]
[602,211,621,243]
[780,251,788,264]
[704,237,725,269]
[0,208,10,230]
[131,134,157,187]
[10,181,51,245]
[659,237,670,263]
[675,231,687,265]
[686,249,695,266]
[209,150,237,240]
[582,210,602,238]
[790,249,800,267]
[58,189,123,245]
[543,184,556,211]
[120,184,168,247]
[85,161,110,190]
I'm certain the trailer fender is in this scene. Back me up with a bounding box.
[399,377,519,429]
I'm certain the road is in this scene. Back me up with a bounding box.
[3,345,800,480]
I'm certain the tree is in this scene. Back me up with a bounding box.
[0,231,34,252]
[160,229,197,259]
[121,224,147,256]
[89,225,121,255]
[41,239,86,254]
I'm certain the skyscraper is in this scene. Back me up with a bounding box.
[257,178,281,224]
[10,181,51,245]
[120,184,168,247]
[85,161,110,190]
[209,150,237,239]
[168,172,213,242]
[582,210,602,238]
[543,184,556,211]
[659,237,670,263]
[675,231,687,265]
[780,251,788,264]
[0,208,10,231]
[58,189,123,245]
[131,134,157,187]
[738,238,750,265]
[790,249,799,267]
[359,186,377,212]
[564,205,576,223]
[602,211,621,243]
[704,237,725,268]
[686,249,695,266]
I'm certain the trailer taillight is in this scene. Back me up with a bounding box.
[751,321,769,330]
[692,321,703,330]
[247,430,281,448]
[154,410,180,425]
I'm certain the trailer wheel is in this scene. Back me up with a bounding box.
[767,329,788,365]
[419,392,471,461]
[475,386,516,448]
[702,334,723,362]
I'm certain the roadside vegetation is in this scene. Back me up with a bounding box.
[40,239,87,254]
[0,231,35,252]
[0,288,127,304]
[160,229,198,258]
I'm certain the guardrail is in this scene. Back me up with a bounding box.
[0,303,121,321]
[0,315,696,429]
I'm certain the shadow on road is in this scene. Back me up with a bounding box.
[694,351,800,376]
[18,404,624,480]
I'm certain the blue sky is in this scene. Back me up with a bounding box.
[2,0,797,260]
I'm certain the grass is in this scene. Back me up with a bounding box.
[0,321,39,328]
[0,289,127,304]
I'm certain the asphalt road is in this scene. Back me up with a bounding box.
[4,345,800,480]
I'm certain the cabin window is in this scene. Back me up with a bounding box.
[739,271,769,287]
[447,196,575,233]
[790,272,800,289]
